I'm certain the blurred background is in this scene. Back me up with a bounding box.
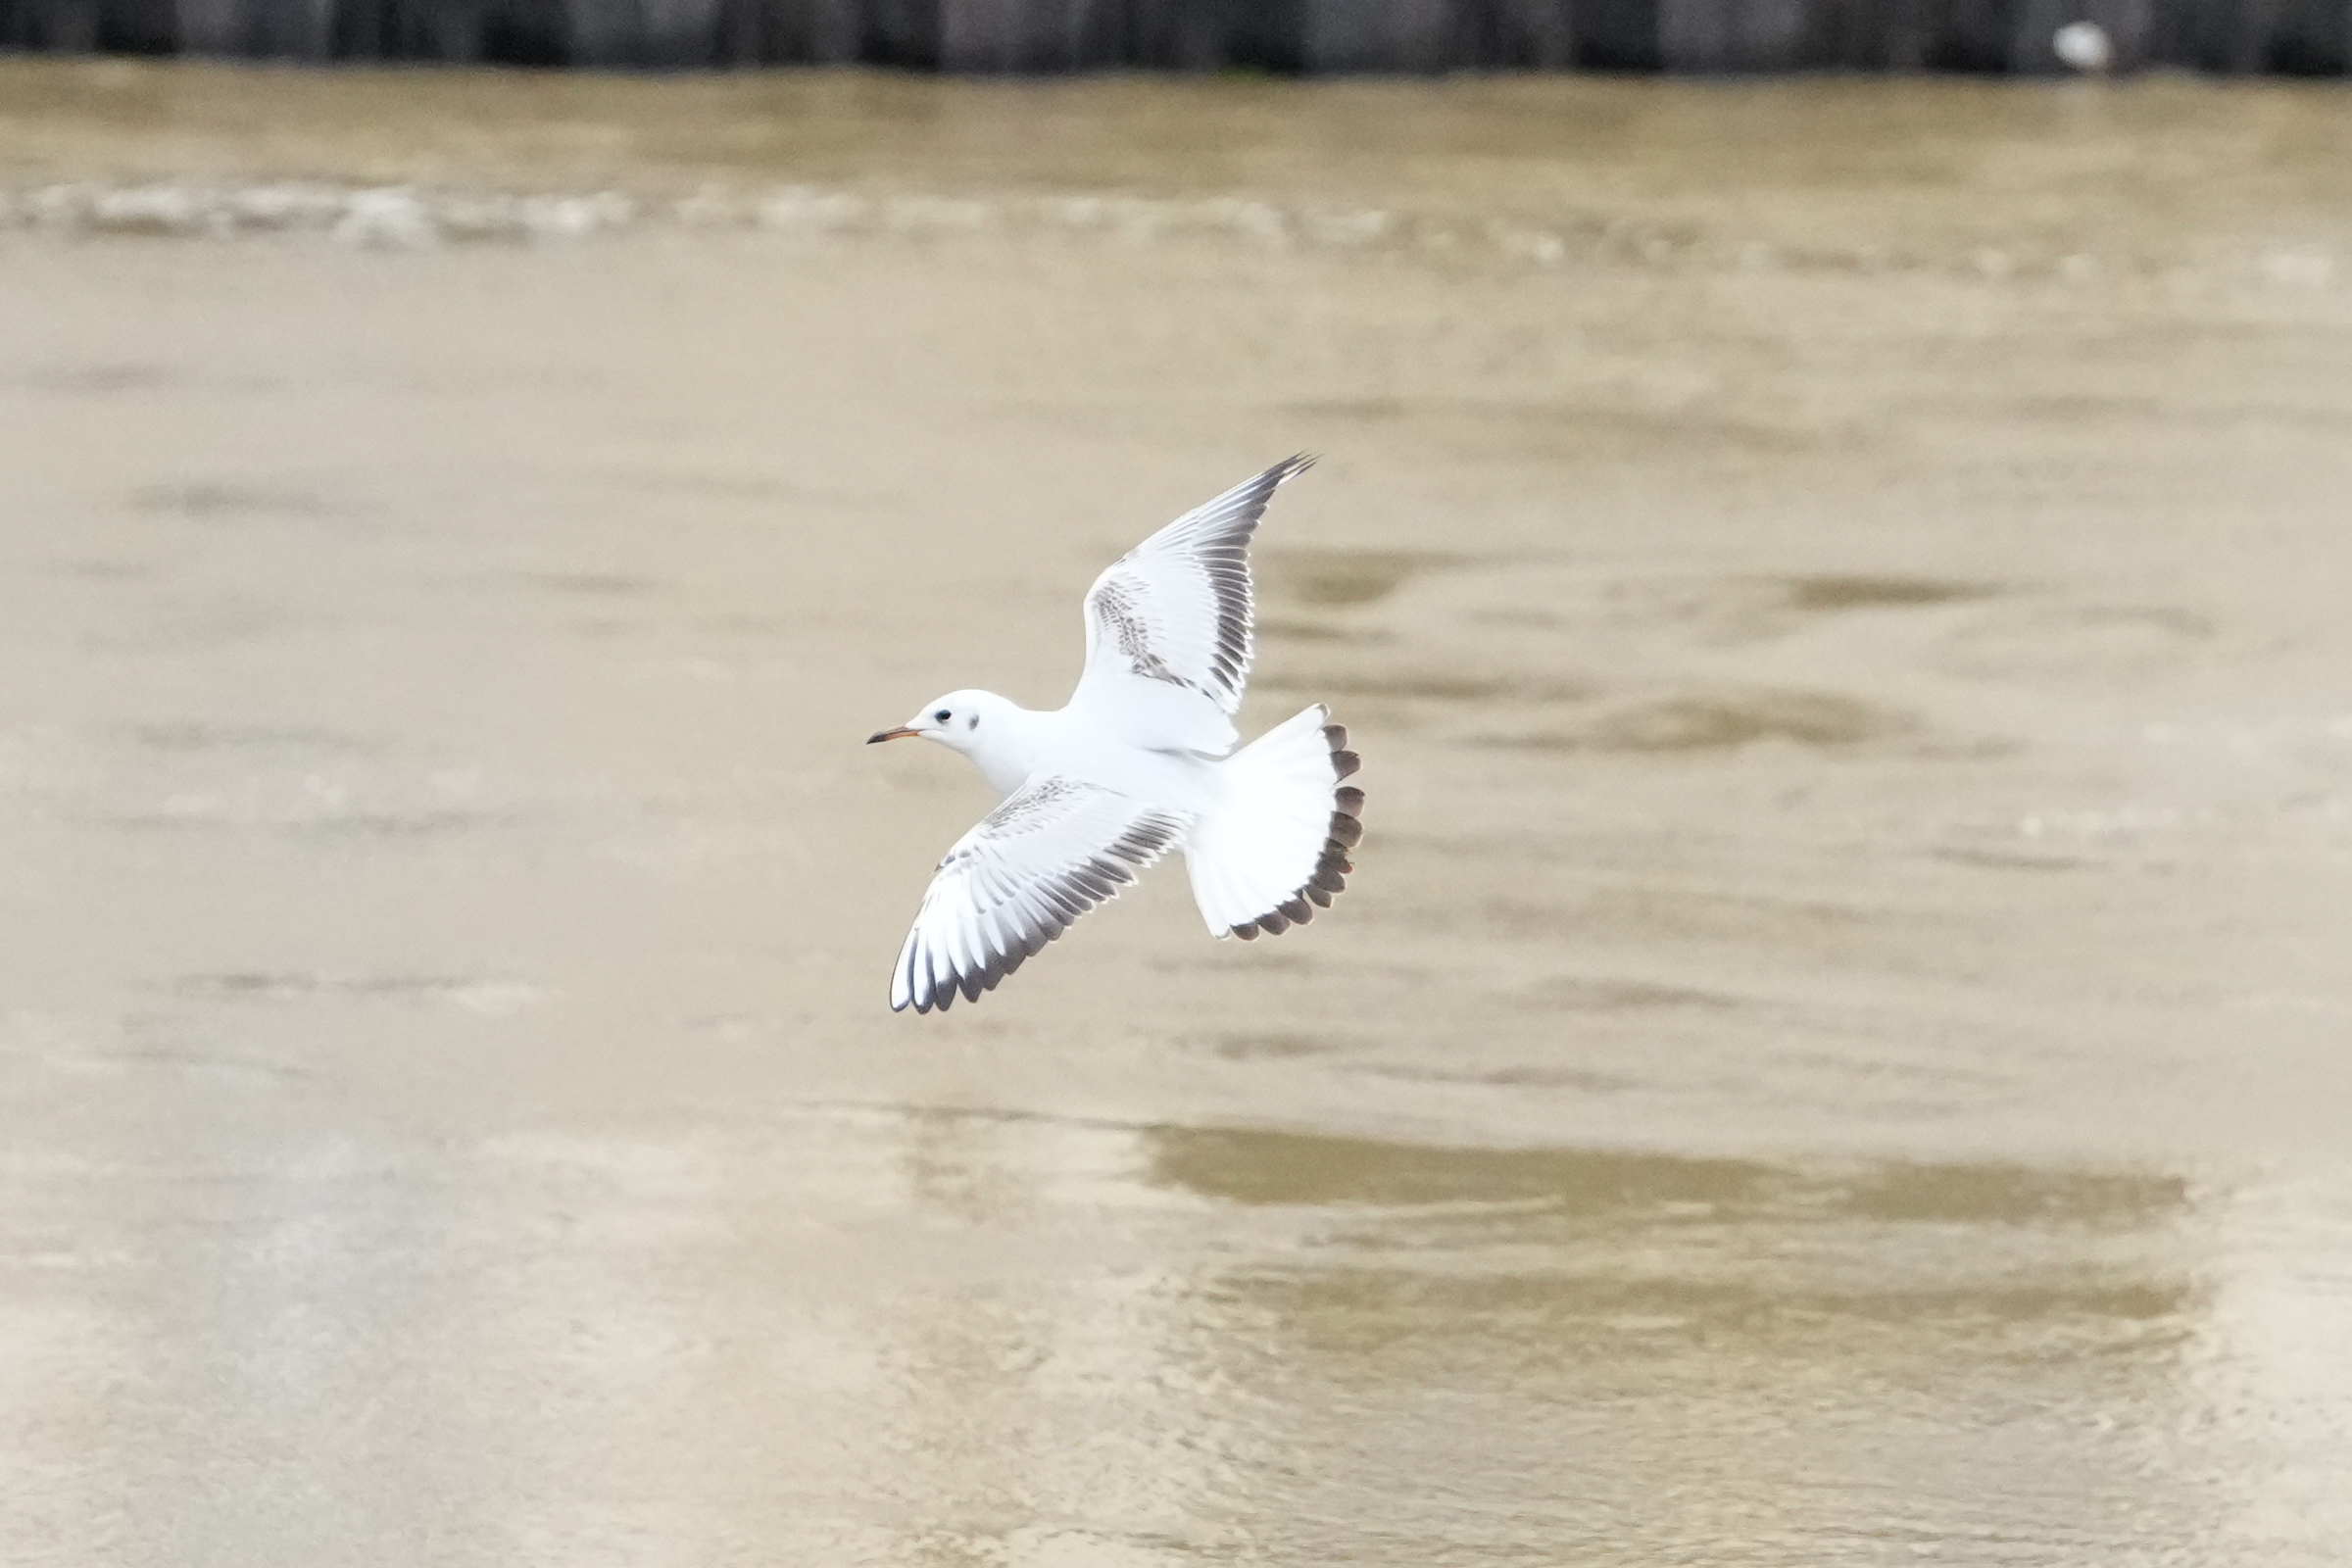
[4,36,2352,1568]
[6,0,2352,72]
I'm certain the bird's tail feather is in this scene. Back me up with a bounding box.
[1184,705,1362,939]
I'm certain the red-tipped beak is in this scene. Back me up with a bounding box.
[867,726,921,744]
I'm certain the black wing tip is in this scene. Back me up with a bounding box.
[900,937,1036,1015]
[899,951,1015,1015]
[1244,454,1315,511]
[1227,717,1364,941]
[1221,454,1317,531]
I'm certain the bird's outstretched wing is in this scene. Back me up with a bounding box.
[892,776,1193,1014]
[1069,456,1314,748]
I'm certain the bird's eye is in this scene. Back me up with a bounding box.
[933,709,952,723]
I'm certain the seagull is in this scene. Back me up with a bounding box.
[867,455,1363,1013]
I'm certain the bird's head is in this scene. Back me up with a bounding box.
[867,689,1010,757]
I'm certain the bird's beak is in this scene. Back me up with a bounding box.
[867,726,921,744]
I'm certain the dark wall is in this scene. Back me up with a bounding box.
[1,0,2346,69]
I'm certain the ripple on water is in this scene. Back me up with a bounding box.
[1138,1126,2211,1562]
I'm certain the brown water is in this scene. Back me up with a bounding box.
[4,60,2352,1567]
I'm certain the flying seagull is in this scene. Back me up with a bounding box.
[868,455,1363,1013]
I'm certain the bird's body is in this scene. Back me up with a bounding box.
[869,456,1363,1013]
[905,689,1222,808]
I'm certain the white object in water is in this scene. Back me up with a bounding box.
[867,456,1363,1013]
[2053,20,2114,72]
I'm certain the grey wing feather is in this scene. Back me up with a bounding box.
[1077,455,1315,718]
[891,776,1193,1014]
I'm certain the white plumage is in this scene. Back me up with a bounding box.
[868,457,1364,1013]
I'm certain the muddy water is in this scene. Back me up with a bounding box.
[5,60,2352,1567]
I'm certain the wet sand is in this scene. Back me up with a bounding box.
[4,60,2351,1566]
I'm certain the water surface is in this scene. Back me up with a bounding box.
[3,60,2350,1567]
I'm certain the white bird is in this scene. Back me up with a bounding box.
[867,456,1363,1013]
